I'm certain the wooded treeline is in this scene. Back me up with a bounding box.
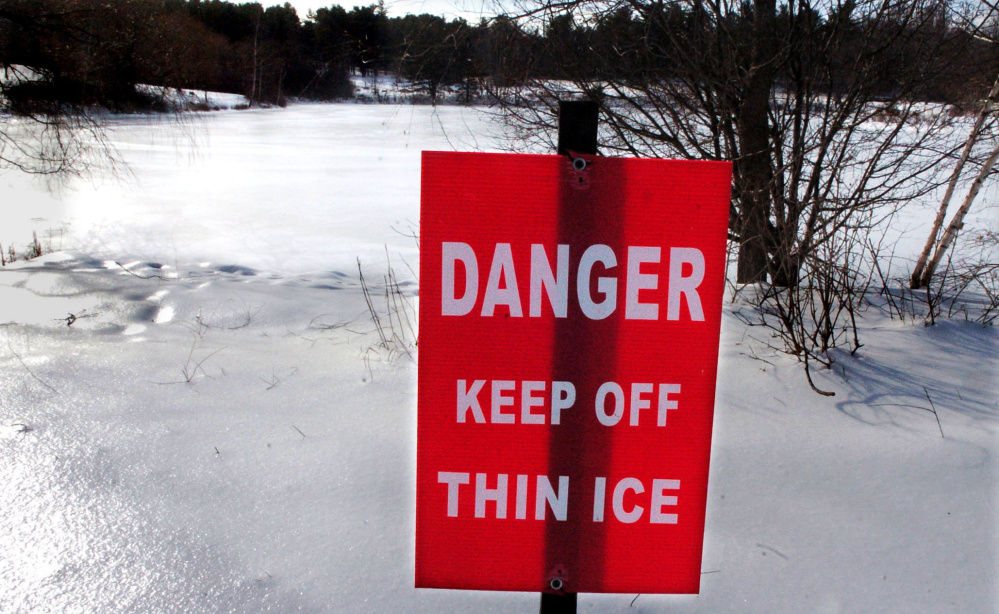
[1,0,995,110]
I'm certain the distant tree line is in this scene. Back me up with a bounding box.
[3,0,995,111]
[0,0,522,108]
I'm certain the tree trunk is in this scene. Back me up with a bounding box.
[918,136,999,287]
[735,0,778,284]
[251,10,260,104]
[736,182,771,283]
[911,75,999,289]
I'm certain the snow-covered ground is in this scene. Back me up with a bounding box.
[1,103,996,613]
[349,73,486,104]
[138,85,252,111]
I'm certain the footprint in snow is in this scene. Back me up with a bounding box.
[153,305,175,324]
[122,323,147,336]
[217,265,257,276]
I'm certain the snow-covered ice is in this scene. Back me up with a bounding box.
[0,103,996,613]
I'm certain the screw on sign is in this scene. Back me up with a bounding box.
[416,105,731,607]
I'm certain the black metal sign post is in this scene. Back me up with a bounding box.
[540,590,578,614]
[537,100,599,614]
[557,100,599,158]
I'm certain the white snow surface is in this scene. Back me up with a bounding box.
[137,85,252,111]
[0,103,997,613]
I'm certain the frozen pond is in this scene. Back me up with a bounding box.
[2,104,508,277]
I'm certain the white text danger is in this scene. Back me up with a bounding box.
[441,242,706,321]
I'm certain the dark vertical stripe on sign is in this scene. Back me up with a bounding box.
[543,155,624,593]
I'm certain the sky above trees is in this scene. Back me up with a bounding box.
[287,0,506,21]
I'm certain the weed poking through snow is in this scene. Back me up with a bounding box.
[357,254,417,364]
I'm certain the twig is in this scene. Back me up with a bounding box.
[358,258,389,348]
[4,331,58,394]
[57,311,95,327]
[179,341,226,383]
[732,308,758,326]
[260,367,293,390]
[923,387,945,438]
[757,543,790,560]
[804,352,836,397]
[740,343,775,366]
[871,396,944,438]
[114,261,175,280]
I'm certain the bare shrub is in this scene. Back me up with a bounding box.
[357,256,418,362]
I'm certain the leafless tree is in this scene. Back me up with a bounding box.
[503,0,973,278]
[1,74,117,177]
[0,0,131,177]
[911,0,999,290]
[494,0,990,369]
[1,0,217,176]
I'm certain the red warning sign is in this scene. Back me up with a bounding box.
[416,151,731,594]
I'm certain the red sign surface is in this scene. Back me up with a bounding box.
[416,151,731,594]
